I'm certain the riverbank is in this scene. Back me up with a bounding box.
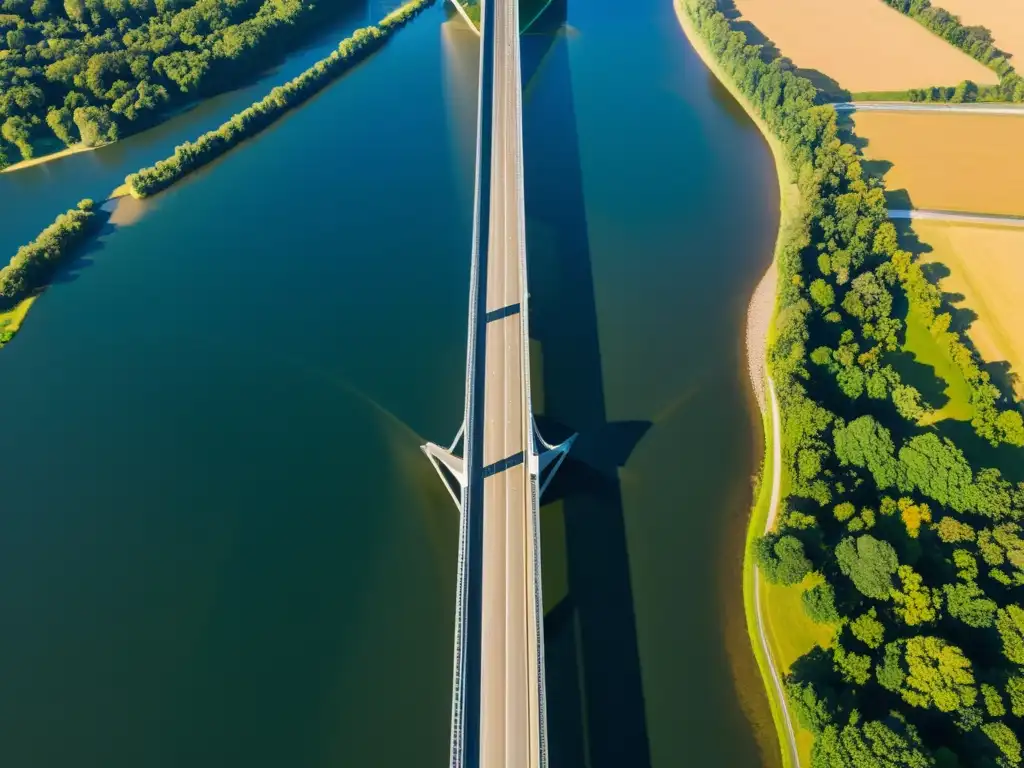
[673,2,801,766]
[0,144,102,174]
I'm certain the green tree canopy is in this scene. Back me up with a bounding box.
[834,416,901,490]
[996,605,1024,664]
[836,534,899,600]
[900,636,976,713]
[757,533,813,586]
[803,581,841,624]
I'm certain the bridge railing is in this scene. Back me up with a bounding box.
[448,484,471,768]
[508,0,550,760]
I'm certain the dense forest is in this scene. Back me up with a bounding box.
[685,0,1024,766]
[883,0,1024,102]
[126,0,433,197]
[0,199,98,308]
[0,0,359,169]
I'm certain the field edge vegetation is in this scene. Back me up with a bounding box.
[684,0,1024,767]
[883,0,1024,103]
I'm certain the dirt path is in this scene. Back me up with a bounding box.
[746,264,799,768]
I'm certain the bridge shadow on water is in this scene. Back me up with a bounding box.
[520,6,653,767]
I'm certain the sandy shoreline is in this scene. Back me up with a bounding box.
[674,1,800,765]
[746,263,777,411]
[671,0,791,420]
[1,143,101,174]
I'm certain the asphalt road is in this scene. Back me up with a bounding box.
[476,0,542,762]
[834,101,1024,115]
[888,209,1024,227]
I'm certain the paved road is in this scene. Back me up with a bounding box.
[834,101,1024,115]
[477,0,543,762]
[889,209,1024,227]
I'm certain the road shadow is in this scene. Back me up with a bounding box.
[521,20,653,768]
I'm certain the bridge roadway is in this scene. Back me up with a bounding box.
[422,0,573,765]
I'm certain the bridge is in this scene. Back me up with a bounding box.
[421,0,574,764]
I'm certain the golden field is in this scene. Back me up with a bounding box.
[731,0,998,93]
[936,0,1024,60]
[911,220,1024,401]
[849,111,1024,216]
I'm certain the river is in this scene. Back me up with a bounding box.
[0,0,780,765]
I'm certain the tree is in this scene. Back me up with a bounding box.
[1006,676,1024,717]
[996,605,1024,664]
[786,679,834,735]
[943,580,996,628]
[757,533,812,586]
[72,106,118,147]
[878,641,906,692]
[950,79,978,103]
[981,722,1021,766]
[899,433,973,512]
[995,409,1024,447]
[900,636,976,713]
[935,516,975,543]
[851,608,885,649]
[64,0,86,21]
[46,107,77,146]
[891,566,941,626]
[834,644,873,685]
[803,581,840,624]
[811,712,933,768]
[810,278,835,309]
[892,384,926,422]
[834,502,856,523]
[981,683,1005,717]
[836,535,899,600]
[2,116,34,160]
[833,416,900,489]
[898,498,931,538]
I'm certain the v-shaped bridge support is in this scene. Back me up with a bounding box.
[422,418,575,513]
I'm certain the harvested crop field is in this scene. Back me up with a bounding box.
[848,111,1024,216]
[730,0,998,94]
[936,0,1024,60]
[911,220,1024,401]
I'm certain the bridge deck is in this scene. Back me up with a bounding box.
[426,0,559,763]
[479,0,542,762]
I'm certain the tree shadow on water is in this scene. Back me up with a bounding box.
[521,18,652,768]
[46,208,116,288]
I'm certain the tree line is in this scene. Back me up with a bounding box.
[882,0,1024,103]
[685,0,1024,765]
[0,199,99,311]
[125,0,434,198]
[0,0,362,169]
